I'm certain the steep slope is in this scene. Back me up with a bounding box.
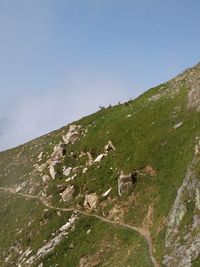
[0,63,200,267]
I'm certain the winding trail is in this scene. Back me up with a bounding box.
[0,187,159,267]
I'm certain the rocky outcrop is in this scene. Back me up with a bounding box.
[62,125,82,145]
[51,142,66,162]
[35,125,84,182]
[163,138,200,267]
[26,213,78,265]
[170,62,200,111]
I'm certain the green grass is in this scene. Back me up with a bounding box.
[0,77,200,266]
[39,216,153,267]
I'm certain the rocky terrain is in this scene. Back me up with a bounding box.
[1,62,200,266]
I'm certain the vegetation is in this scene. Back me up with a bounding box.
[0,64,200,266]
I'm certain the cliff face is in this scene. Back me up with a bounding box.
[0,63,200,267]
[163,138,200,267]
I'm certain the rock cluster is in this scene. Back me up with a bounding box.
[62,125,81,145]
[36,124,83,181]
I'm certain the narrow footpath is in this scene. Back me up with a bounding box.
[0,187,160,267]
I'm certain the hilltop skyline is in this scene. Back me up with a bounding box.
[1,0,200,150]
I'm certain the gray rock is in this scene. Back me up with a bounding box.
[84,193,98,210]
[49,165,56,180]
[38,152,44,161]
[63,167,72,177]
[93,154,105,163]
[118,171,136,196]
[173,122,183,129]
[61,186,75,203]
[51,142,66,161]
[42,175,51,183]
[102,188,112,197]
[62,125,81,145]
[104,140,116,153]
[163,139,200,266]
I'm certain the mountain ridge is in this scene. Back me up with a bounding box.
[1,62,200,267]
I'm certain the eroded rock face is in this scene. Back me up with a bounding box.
[163,139,200,267]
[84,193,98,210]
[173,63,200,111]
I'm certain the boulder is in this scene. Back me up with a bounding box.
[84,193,98,210]
[61,186,75,203]
[51,142,66,161]
[63,167,72,177]
[49,165,56,180]
[118,171,137,196]
[86,152,93,165]
[69,124,79,132]
[173,122,183,129]
[102,187,112,197]
[93,154,105,163]
[15,182,26,193]
[37,163,47,173]
[38,152,44,161]
[72,166,82,174]
[62,125,81,145]
[42,175,51,183]
[104,141,116,153]
[82,167,88,174]
[63,132,79,145]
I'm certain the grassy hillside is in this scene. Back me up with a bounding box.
[1,63,200,266]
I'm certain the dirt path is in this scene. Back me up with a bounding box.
[0,187,160,267]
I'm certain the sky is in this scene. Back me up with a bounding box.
[1,0,200,151]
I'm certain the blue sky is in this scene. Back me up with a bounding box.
[0,0,200,150]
